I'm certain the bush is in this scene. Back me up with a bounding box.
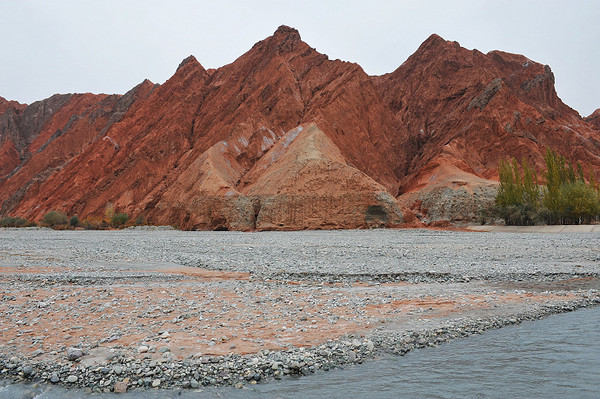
[41,211,68,227]
[69,215,80,228]
[111,213,129,227]
[104,203,115,221]
[0,216,30,227]
[81,217,108,230]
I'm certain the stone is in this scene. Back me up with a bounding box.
[137,345,149,353]
[113,378,129,394]
[66,375,78,383]
[348,351,356,362]
[31,349,44,358]
[67,348,84,361]
[152,379,161,387]
[190,378,199,388]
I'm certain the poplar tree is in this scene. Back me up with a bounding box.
[495,149,599,225]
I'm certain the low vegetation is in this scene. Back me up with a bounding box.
[41,211,69,227]
[111,212,129,227]
[0,205,140,230]
[0,216,35,228]
[495,149,600,225]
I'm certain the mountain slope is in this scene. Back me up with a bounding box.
[373,34,600,222]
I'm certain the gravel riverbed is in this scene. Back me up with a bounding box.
[1,228,599,394]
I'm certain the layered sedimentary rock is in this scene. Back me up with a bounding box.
[1,27,599,228]
[374,34,600,222]
[586,109,600,130]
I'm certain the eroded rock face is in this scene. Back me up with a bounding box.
[241,124,403,230]
[586,109,600,130]
[0,27,599,228]
[374,34,600,223]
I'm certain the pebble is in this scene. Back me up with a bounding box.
[137,346,149,353]
[67,348,84,361]
[31,349,44,358]
[113,378,129,393]
[66,375,78,383]
[152,379,161,387]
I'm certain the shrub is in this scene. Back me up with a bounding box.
[81,217,108,230]
[0,216,30,227]
[104,203,115,221]
[111,212,129,227]
[69,215,80,227]
[41,211,68,227]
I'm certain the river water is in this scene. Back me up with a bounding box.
[2,306,599,399]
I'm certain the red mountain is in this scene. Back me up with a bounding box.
[1,27,598,229]
[375,34,600,222]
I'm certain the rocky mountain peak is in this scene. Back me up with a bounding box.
[273,25,301,41]
[176,55,202,72]
[0,96,25,115]
[418,33,461,54]
[258,25,303,55]
[585,108,600,129]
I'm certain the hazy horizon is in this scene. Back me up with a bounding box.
[1,1,598,116]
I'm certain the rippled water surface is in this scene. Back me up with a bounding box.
[2,306,599,399]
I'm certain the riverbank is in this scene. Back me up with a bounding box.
[1,229,599,393]
[468,224,600,233]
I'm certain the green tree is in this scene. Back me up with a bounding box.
[541,149,599,224]
[495,158,540,225]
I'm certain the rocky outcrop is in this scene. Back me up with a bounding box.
[0,27,599,228]
[586,109,600,130]
[241,124,403,230]
[152,124,402,230]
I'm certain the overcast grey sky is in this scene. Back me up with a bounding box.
[1,0,598,116]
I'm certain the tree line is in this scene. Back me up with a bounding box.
[495,149,600,225]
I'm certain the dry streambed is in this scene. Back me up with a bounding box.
[0,228,599,393]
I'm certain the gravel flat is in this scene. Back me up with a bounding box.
[2,228,598,279]
[1,227,599,394]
